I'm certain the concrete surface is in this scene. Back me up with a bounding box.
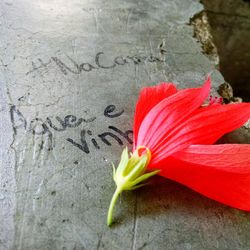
[0,0,249,249]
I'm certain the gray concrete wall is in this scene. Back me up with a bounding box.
[0,1,249,249]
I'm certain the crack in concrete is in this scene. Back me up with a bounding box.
[131,194,138,250]
[96,233,103,250]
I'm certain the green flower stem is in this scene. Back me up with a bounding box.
[107,147,159,226]
[107,187,122,226]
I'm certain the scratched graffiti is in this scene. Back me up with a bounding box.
[10,104,133,154]
[26,51,166,75]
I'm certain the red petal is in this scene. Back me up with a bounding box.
[174,144,250,173]
[152,144,250,211]
[137,77,211,153]
[133,83,178,149]
[152,102,250,164]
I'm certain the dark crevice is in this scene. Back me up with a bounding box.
[201,0,250,102]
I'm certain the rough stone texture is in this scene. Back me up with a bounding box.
[190,11,219,67]
[0,1,249,250]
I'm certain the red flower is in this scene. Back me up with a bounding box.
[107,77,250,226]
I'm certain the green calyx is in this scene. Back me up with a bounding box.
[107,146,159,226]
